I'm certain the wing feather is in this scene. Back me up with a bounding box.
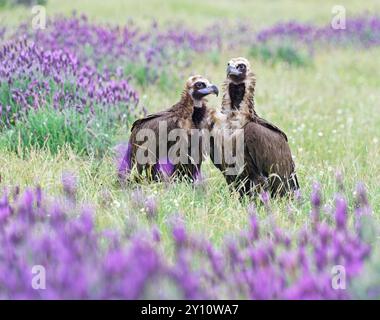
[244,120,292,177]
[252,116,288,141]
[131,111,173,132]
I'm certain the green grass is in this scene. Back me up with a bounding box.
[249,42,313,67]
[2,0,380,28]
[0,107,118,156]
[1,47,380,246]
[0,1,379,248]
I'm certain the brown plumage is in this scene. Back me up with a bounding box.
[209,57,299,197]
[127,75,218,182]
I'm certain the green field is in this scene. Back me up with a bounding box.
[0,0,379,246]
[2,0,380,27]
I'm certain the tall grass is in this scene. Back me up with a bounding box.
[0,107,120,156]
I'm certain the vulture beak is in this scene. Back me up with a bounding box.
[193,84,219,99]
[227,65,242,77]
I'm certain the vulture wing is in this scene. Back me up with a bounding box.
[131,111,173,133]
[128,108,203,182]
[253,116,288,142]
[244,120,295,183]
[128,109,180,178]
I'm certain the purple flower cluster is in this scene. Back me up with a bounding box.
[318,15,380,47]
[0,186,160,299]
[10,14,379,91]
[249,15,380,65]
[257,21,315,43]
[14,15,220,85]
[0,179,373,299]
[2,14,380,128]
[0,39,139,128]
[256,15,380,48]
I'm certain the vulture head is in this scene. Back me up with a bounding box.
[226,57,252,84]
[185,75,219,107]
[223,57,256,114]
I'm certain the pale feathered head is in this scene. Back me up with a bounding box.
[222,58,257,115]
[185,75,219,106]
[226,57,252,84]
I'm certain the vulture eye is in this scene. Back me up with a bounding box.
[194,81,206,89]
[237,64,246,71]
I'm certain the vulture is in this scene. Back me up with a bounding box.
[209,57,299,197]
[125,75,219,183]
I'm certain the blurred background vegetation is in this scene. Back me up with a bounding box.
[0,0,379,27]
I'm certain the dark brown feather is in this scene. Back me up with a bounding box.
[211,62,298,197]
[128,89,207,183]
[251,116,288,142]
[243,121,298,197]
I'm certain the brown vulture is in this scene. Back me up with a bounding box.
[124,75,219,183]
[209,57,299,197]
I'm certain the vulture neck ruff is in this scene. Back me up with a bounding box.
[192,105,207,126]
[228,83,245,110]
[221,72,257,118]
[174,90,207,128]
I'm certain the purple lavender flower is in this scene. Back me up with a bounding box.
[157,158,175,180]
[1,13,379,298]
[294,188,302,203]
[260,191,270,206]
[355,182,370,209]
[152,226,161,242]
[172,222,187,247]
[248,206,260,242]
[115,143,132,183]
[311,182,322,227]
[0,183,374,299]
[144,196,158,220]
[335,195,347,230]
[131,188,145,207]
[62,171,77,200]
[354,183,372,234]
[311,182,322,208]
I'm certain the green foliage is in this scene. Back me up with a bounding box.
[249,45,272,63]
[0,67,136,157]
[207,49,221,66]
[249,43,311,67]
[124,63,155,87]
[0,107,117,156]
[0,83,24,128]
[123,63,180,92]
[0,78,81,130]
[350,214,380,299]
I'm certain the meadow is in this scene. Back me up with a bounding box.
[0,0,379,299]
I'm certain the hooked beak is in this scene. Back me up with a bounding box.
[193,84,219,100]
[227,65,242,77]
